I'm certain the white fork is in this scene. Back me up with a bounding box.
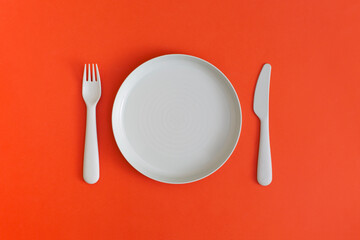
[82,64,101,184]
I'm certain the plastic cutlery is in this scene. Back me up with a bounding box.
[254,63,272,186]
[82,64,101,184]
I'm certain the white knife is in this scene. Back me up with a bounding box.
[254,63,272,186]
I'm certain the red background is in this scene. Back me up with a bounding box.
[0,0,359,239]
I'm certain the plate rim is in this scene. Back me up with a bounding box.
[112,54,242,184]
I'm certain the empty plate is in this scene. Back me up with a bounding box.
[112,54,241,183]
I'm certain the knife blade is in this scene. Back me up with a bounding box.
[254,63,272,186]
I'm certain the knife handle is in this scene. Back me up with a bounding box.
[257,117,272,186]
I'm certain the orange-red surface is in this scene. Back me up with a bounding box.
[0,0,359,239]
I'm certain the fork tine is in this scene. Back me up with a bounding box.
[83,64,87,82]
[92,64,96,82]
[96,64,100,83]
[88,63,91,81]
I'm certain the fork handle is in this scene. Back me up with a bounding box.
[83,106,100,184]
[257,117,272,186]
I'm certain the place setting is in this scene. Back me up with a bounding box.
[82,54,272,186]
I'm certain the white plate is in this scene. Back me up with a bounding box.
[112,54,242,183]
